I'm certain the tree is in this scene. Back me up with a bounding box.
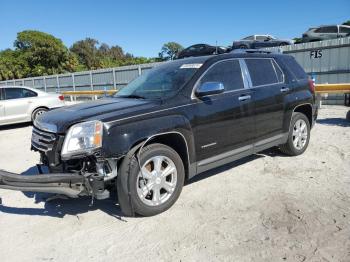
[70,38,101,70]
[159,42,184,60]
[14,30,77,76]
[0,49,29,80]
[293,37,303,44]
[0,30,158,80]
[343,20,350,26]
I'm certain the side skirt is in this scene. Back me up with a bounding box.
[194,133,288,175]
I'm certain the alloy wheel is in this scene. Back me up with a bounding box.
[136,155,178,206]
[292,119,308,150]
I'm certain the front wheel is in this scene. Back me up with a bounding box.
[279,112,310,156]
[117,143,185,216]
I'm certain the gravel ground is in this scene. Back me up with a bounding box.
[0,106,349,262]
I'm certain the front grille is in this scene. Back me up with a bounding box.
[31,127,57,152]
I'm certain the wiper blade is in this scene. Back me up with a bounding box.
[117,95,146,99]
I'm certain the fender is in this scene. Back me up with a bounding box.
[282,87,314,133]
[102,114,195,163]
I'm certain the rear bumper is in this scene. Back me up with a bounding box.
[0,169,85,198]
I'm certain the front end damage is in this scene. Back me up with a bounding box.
[0,167,111,200]
[0,124,118,202]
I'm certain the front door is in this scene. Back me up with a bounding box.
[192,59,255,169]
[3,88,34,123]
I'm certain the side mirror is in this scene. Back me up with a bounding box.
[195,82,224,97]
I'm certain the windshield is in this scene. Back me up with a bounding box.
[115,59,203,99]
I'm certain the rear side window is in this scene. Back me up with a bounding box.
[200,60,244,91]
[4,88,37,100]
[340,26,350,34]
[245,58,280,86]
[282,57,307,80]
[272,60,284,82]
[315,26,338,33]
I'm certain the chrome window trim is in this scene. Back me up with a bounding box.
[239,59,252,88]
[243,58,285,89]
[191,58,249,100]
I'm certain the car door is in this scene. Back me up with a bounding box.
[254,36,270,48]
[3,88,37,123]
[192,59,255,170]
[243,58,286,145]
[0,88,5,124]
[339,26,350,37]
[316,26,338,40]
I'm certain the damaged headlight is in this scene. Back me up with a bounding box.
[61,120,103,158]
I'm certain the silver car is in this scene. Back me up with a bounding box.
[0,86,65,126]
[302,25,350,42]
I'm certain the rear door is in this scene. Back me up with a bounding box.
[192,59,255,166]
[244,58,286,143]
[3,88,37,123]
[339,26,350,37]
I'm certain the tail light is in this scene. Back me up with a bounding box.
[308,79,315,94]
[58,95,64,101]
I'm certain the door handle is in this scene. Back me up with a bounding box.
[280,87,290,93]
[238,95,251,101]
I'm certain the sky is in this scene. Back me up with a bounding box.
[0,0,349,57]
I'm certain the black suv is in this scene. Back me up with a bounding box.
[0,51,318,216]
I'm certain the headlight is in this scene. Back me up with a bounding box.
[61,120,103,158]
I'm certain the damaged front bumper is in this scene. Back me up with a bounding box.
[0,168,109,200]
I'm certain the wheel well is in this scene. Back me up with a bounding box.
[138,133,190,180]
[294,104,312,125]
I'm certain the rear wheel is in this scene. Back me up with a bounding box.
[32,108,48,122]
[117,143,185,216]
[279,112,310,156]
[239,44,248,49]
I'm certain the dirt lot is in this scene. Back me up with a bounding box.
[0,106,349,262]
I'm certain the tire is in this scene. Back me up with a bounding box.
[32,107,48,122]
[117,143,185,217]
[279,112,310,156]
[279,42,288,47]
[239,44,248,49]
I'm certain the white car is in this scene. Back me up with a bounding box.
[0,86,65,126]
[302,25,350,42]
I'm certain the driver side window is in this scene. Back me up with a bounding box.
[199,60,244,92]
[256,36,267,41]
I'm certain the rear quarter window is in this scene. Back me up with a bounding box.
[245,58,280,86]
[282,56,307,80]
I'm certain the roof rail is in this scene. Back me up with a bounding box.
[230,49,281,54]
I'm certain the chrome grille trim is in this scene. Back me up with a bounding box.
[31,127,57,152]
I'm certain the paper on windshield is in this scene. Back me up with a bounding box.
[180,63,203,69]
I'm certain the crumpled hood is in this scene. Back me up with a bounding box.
[35,98,160,133]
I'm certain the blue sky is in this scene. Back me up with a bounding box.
[0,0,349,57]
